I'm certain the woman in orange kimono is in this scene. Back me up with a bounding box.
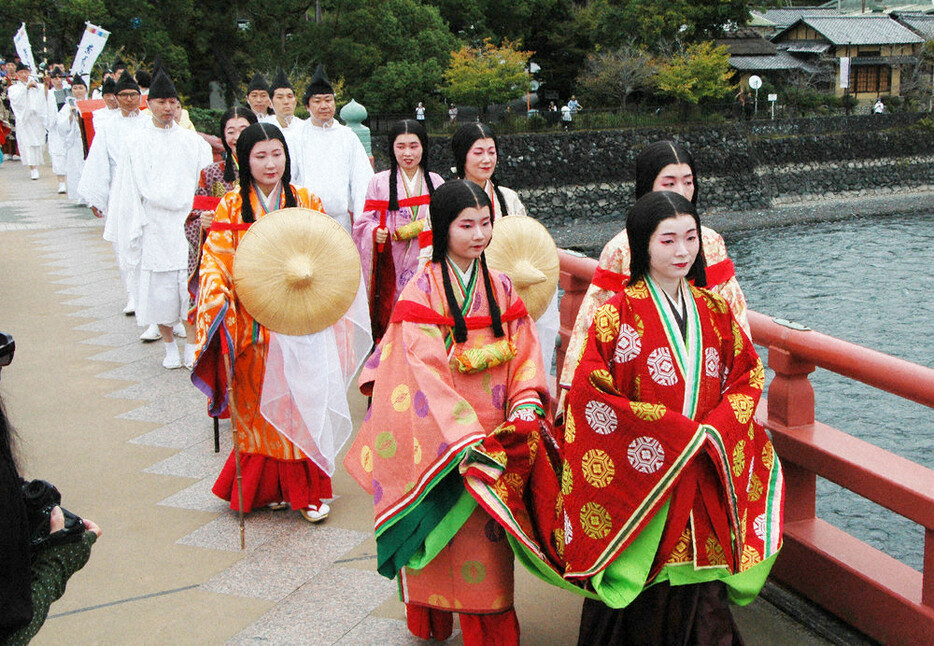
[560,141,749,398]
[344,180,550,645]
[192,122,332,523]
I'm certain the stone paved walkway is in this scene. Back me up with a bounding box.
[0,157,834,645]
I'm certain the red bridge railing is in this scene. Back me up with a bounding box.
[556,250,934,645]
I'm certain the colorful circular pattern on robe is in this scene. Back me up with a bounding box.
[753,512,768,542]
[741,544,762,570]
[732,440,747,477]
[491,384,506,409]
[594,304,620,343]
[647,348,678,386]
[747,471,763,502]
[427,593,451,608]
[733,322,744,357]
[360,445,373,473]
[372,479,383,505]
[380,341,393,361]
[581,449,615,488]
[365,350,381,369]
[704,347,720,378]
[705,534,727,566]
[563,510,573,545]
[461,560,486,584]
[584,400,618,435]
[625,282,649,300]
[580,502,612,540]
[629,401,666,422]
[749,359,765,390]
[564,408,576,444]
[453,399,478,424]
[414,390,429,418]
[484,518,506,542]
[561,459,573,495]
[515,360,537,382]
[391,384,411,412]
[761,441,774,470]
[613,324,642,363]
[589,369,615,393]
[413,437,423,464]
[627,436,665,473]
[375,432,397,458]
[728,393,755,424]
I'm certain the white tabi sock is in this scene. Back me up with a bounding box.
[184,343,196,366]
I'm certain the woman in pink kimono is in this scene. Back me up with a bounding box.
[345,180,550,645]
[353,119,443,341]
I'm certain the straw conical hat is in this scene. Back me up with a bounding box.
[233,208,361,335]
[484,215,559,321]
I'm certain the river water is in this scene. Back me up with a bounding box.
[723,212,934,571]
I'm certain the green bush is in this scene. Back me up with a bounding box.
[188,107,224,134]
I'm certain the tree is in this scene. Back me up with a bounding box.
[443,38,531,112]
[655,41,733,106]
[576,43,657,108]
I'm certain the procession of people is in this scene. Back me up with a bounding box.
[0,46,784,645]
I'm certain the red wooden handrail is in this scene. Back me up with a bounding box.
[556,249,934,645]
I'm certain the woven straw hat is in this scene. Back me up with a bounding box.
[484,216,559,321]
[233,208,361,335]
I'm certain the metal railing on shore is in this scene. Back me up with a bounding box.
[555,249,934,645]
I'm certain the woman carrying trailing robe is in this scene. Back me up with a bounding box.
[559,140,748,403]
[463,192,783,645]
[344,180,550,645]
[185,107,257,363]
[353,119,443,342]
[192,122,334,523]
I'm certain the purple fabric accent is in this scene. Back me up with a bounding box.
[414,390,429,418]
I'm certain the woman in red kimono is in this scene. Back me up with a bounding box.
[192,122,333,523]
[465,191,783,645]
[345,180,550,645]
[560,141,749,398]
[353,119,444,341]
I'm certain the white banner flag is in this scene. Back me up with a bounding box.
[13,23,37,74]
[839,57,850,89]
[70,23,110,78]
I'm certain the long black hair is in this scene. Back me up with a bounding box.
[387,119,437,211]
[451,122,511,217]
[236,122,297,223]
[219,106,258,184]
[634,140,698,205]
[626,191,706,287]
[429,180,503,343]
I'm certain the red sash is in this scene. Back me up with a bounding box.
[591,258,736,293]
[208,221,252,232]
[391,298,528,328]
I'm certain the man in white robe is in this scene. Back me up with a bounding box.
[292,64,372,232]
[45,70,71,193]
[262,69,305,168]
[78,71,146,319]
[56,76,88,203]
[246,73,273,121]
[7,63,46,179]
[108,67,212,369]
[91,77,119,132]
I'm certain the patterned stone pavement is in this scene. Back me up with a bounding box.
[0,157,838,645]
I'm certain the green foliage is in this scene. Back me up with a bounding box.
[655,41,733,105]
[443,39,531,112]
[188,107,224,134]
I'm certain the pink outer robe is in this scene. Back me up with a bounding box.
[344,259,549,614]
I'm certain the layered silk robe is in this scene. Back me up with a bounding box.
[345,260,549,614]
[561,226,748,390]
[465,277,783,609]
[353,169,444,340]
[193,186,330,511]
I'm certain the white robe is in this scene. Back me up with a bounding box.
[261,114,305,170]
[108,119,212,324]
[78,111,143,215]
[55,102,86,203]
[7,82,46,166]
[292,120,373,232]
[45,89,68,175]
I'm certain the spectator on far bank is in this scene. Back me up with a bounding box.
[873,98,885,114]
[415,101,426,122]
[561,102,572,129]
[448,104,457,121]
[568,95,581,113]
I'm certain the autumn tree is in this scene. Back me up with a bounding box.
[443,39,531,113]
[577,43,657,108]
[655,41,733,106]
